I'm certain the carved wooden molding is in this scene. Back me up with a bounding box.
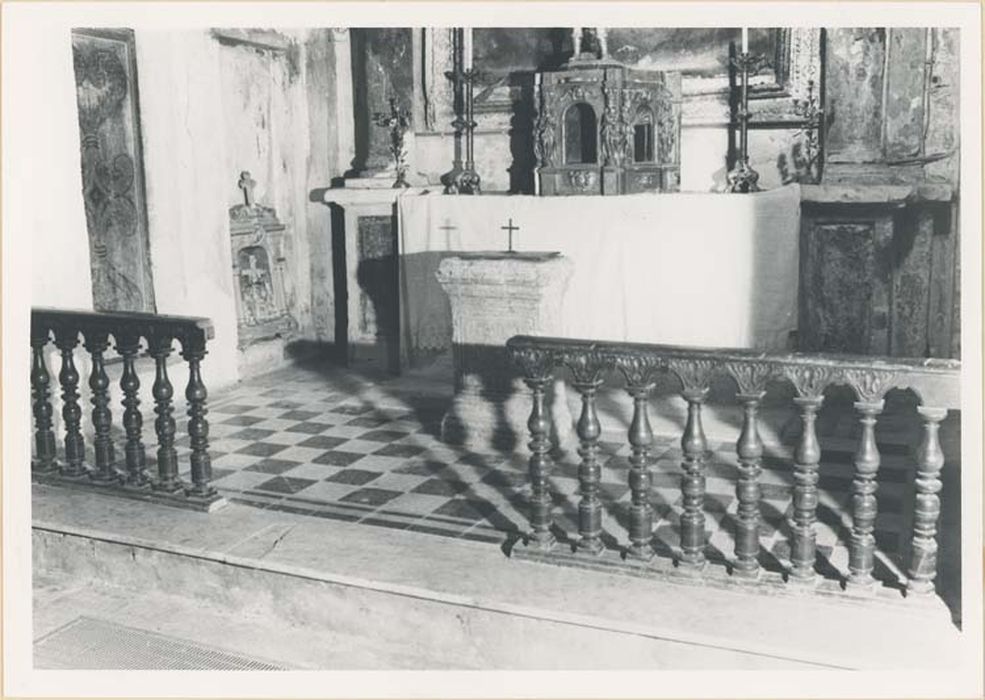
[506,335,961,410]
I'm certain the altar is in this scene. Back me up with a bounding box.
[396,184,802,368]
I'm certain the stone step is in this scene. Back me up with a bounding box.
[31,484,966,674]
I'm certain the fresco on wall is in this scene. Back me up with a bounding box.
[72,28,156,313]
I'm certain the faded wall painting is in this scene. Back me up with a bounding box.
[72,28,155,312]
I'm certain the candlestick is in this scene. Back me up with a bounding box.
[726,47,761,193]
[440,28,481,195]
[742,27,749,53]
[463,27,473,71]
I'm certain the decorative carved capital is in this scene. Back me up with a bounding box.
[511,346,556,382]
[668,357,717,394]
[844,368,898,403]
[726,361,775,395]
[785,364,835,400]
[614,353,664,389]
[563,351,608,388]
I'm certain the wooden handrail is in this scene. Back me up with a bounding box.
[29,307,224,512]
[506,335,960,407]
[506,334,961,598]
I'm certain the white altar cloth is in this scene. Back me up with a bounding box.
[397,185,801,365]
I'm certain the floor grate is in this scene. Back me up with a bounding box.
[34,616,286,670]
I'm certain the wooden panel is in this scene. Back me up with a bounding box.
[801,220,879,354]
[824,28,886,164]
[890,208,933,357]
[884,29,928,162]
[927,204,958,358]
[71,29,155,313]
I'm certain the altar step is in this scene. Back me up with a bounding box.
[32,484,964,672]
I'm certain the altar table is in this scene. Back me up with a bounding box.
[397,185,801,367]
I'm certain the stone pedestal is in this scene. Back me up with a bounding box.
[320,185,427,372]
[436,253,574,452]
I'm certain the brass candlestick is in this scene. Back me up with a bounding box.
[441,28,481,194]
[726,51,762,193]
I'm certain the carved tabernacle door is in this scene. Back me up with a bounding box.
[229,172,296,348]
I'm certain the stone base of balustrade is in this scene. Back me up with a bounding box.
[32,469,227,513]
[510,540,950,612]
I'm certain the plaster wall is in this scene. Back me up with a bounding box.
[15,27,94,308]
[26,28,348,393]
[136,30,239,390]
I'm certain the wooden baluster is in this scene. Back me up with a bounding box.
[848,398,885,588]
[149,333,181,493]
[626,380,655,560]
[181,334,216,500]
[524,376,556,550]
[30,324,58,474]
[572,371,604,555]
[790,395,824,583]
[906,407,948,595]
[84,329,117,483]
[54,326,86,478]
[733,390,765,577]
[678,386,709,569]
[117,332,149,488]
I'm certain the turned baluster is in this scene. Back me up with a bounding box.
[906,406,948,595]
[524,376,556,550]
[626,380,655,559]
[572,375,604,555]
[679,387,710,569]
[54,326,87,477]
[149,333,181,493]
[181,335,215,499]
[30,324,58,473]
[848,399,884,588]
[733,391,765,577]
[789,395,824,583]
[117,332,149,488]
[84,329,117,483]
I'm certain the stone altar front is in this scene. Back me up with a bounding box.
[436,253,574,451]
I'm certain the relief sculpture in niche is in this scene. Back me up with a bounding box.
[238,247,279,326]
[72,30,155,312]
[229,171,296,348]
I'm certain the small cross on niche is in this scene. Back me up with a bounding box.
[437,219,458,236]
[238,171,257,207]
[500,218,519,253]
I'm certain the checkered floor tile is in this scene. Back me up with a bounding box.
[49,362,923,588]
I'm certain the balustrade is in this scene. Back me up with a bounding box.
[507,335,960,599]
[29,308,224,511]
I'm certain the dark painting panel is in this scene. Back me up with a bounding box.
[606,28,775,76]
[803,223,877,354]
[471,27,777,88]
[356,215,397,339]
[72,29,155,312]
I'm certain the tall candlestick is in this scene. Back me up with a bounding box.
[463,28,473,71]
[741,27,749,53]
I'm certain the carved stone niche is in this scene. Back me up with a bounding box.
[229,173,296,349]
[535,58,682,196]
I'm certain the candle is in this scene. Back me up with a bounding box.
[741,27,749,53]
[463,27,473,71]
